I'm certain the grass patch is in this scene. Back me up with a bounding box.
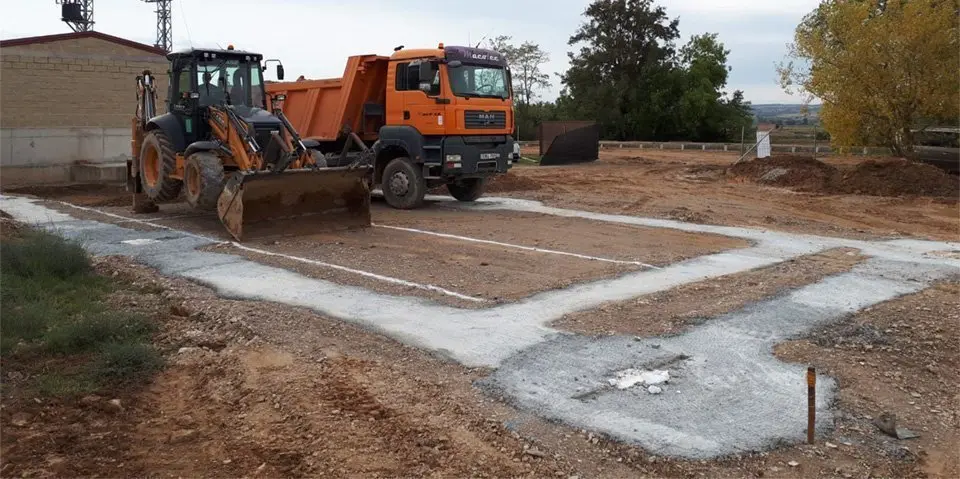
[1,227,164,397]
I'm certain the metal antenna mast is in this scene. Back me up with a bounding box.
[142,0,172,52]
[57,0,95,32]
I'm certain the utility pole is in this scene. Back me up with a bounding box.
[57,0,94,32]
[142,0,172,52]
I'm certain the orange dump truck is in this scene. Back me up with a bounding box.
[264,44,518,209]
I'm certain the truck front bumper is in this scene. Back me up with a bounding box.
[439,135,516,177]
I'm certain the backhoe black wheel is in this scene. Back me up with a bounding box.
[382,157,425,209]
[139,129,182,202]
[184,151,224,210]
[446,178,486,202]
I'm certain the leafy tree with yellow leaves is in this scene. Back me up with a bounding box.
[778,0,959,156]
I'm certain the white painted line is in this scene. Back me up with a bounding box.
[225,242,488,303]
[374,223,661,269]
[54,200,487,303]
[121,238,161,246]
[56,201,217,242]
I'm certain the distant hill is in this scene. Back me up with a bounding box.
[750,104,821,125]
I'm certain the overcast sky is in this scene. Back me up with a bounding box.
[0,0,821,104]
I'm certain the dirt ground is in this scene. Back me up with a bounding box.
[554,247,867,337]
[3,252,956,478]
[2,149,958,477]
[504,149,959,241]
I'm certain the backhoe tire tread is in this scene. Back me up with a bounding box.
[184,151,225,210]
[139,129,182,202]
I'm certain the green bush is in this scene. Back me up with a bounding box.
[1,227,165,396]
[44,314,157,355]
[92,342,164,383]
[1,230,90,280]
[0,300,56,352]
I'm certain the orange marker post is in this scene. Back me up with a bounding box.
[807,366,816,444]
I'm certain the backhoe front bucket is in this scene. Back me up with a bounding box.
[216,166,372,242]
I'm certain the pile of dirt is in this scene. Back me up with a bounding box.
[728,155,959,198]
[726,156,838,191]
[834,158,959,197]
[484,172,542,193]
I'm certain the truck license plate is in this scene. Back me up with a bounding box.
[480,153,500,160]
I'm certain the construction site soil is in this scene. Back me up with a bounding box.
[2,149,958,478]
[727,156,960,198]
[554,247,868,337]
[502,150,959,241]
[3,241,957,478]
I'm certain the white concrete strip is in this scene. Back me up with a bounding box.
[121,238,161,246]
[374,223,660,269]
[225,242,488,303]
[56,201,217,242]
[51,200,487,304]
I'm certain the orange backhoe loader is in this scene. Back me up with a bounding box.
[128,45,372,241]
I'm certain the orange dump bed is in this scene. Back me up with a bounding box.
[265,54,389,142]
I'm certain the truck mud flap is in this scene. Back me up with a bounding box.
[216,166,372,242]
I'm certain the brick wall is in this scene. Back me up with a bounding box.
[0,36,169,129]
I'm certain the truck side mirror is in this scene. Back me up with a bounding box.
[277,64,285,81]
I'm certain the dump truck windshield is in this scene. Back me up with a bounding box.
[447,64,510,99]
[197,59,264,108]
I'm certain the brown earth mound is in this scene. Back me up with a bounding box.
[484,172,542,193]
[728,155,959,198]
[726,156,838,191]
[834,158,959,197]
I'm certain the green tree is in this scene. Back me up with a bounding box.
[777,0,959,156]
[487,36,552,106]
[560,0,681,140]
[677,33,753,141]
[559,0,748,141]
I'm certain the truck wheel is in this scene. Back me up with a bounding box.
[184,151,224,210]
[139,129,182,202]
[382,157,425,209]
[447,178,486,202]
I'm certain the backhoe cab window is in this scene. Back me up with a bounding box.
[447,64,510,99]
[196,59,264,108]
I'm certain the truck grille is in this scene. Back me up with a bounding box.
[464,110,506,129]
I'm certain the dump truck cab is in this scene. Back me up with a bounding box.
[374,44,517,208]
[265,44,517,209]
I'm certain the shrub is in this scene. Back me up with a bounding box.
[92,342,164,383]
[1,230,90,280]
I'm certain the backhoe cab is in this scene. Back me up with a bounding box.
[128,45,373,241]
